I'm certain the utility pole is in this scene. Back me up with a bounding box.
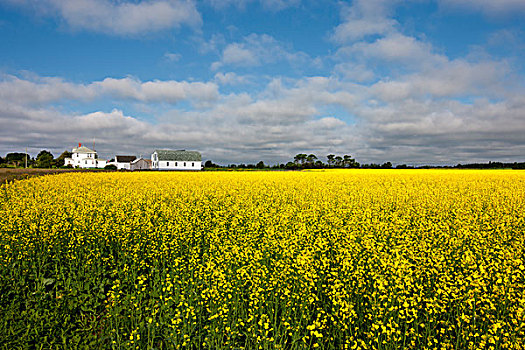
[25,147,27,168]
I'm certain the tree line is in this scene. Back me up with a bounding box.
[204,154,525,170]
[204,154,392,170]
[3,150,525,170]
[0,150,72,169]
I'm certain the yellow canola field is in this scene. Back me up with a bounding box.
[0,169,524,349]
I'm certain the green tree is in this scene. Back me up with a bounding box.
[326,154,335,167]
[335,156,343,167]
[6,153,30,167]
[294,154,307,166]
[256,161,265,169]
[306,154,317,166]
[54,150,72,167]
[36,150,54,168]
[285,161,297,170]
[343,154,359,168]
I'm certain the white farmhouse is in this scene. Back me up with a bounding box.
[151,150,202,170]
[64,143,107,168]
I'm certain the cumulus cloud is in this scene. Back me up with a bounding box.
[333,62,376,83]
[332,0,400,43]
[0,73,363,163]
[354,96,525,164]
[212,33,312,70]
[371,59,510,101]
[2,0,525,165]
[323,0,525,164]
[1,68,525,165]
[4,0,201,35]
[214,72,250,85]
[351,33,445,66]
[0,75,219,106]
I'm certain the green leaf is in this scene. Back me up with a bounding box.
[42,278,55,286]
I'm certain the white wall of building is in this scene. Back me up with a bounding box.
[151,151,202,170]
[109,162,130,170]
[154,160,201,170]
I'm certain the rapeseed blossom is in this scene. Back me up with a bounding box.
[0,169,524,349]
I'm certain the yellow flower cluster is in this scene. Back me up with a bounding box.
[0,169,524,349]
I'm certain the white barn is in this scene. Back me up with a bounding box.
[151,150,202,170]
[64,144,107,168]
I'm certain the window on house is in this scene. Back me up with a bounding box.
[175,162,178,166]
[184,162,186,167]
[167,162,169,166]
[192,162,194,167]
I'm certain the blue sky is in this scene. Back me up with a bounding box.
[1,0,524,165]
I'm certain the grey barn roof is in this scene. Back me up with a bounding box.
[154,150,201,161]
[116,155,137,163]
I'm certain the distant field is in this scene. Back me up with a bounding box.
[0,167,102,183]
[0,170,524,349]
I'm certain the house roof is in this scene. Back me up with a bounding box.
[116,155,137,163]
[73,146,96,153]
[154,150,201,161]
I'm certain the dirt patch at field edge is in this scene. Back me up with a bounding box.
[0,168,107,184]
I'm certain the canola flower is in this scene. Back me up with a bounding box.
[0,169,524,349]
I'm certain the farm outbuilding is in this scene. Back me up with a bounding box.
[130,158,151,171]
[109,155,137,170]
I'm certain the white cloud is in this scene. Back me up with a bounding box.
[0,73,363,163]
[371,59,510,101]
[1,65,525,165]
[354,33,444,65]
[221,43,260,66]
[332,0,400,43]
[212,33,312,70]
[5,0,201,35]
[333,62,376,83]
[312,116,347,129]
[354,96,525,164]
[214,72,250,85]
[0,75,219,105]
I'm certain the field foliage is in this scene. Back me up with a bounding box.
[1,170,524,349]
